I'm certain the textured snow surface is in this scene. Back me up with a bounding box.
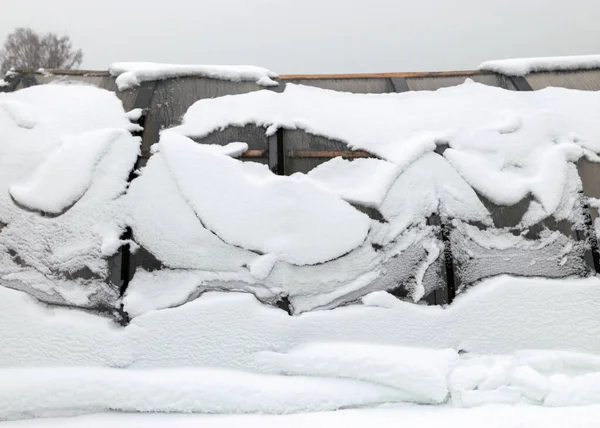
[479,55,600,76]
[4,276,600,368]
[255,343,457,404]
[0,84,139,308]
[2,275,600,419]
[109,62,279,90]
[3,406,600,428]
[0,367,409,420]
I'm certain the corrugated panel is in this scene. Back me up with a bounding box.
[194,125,269,164]
[142,77,265,153]
[527,70,600,91]
[579,159,600,222]
[406,74,515,91]
[283,130,349,174]
[283,78,393,93]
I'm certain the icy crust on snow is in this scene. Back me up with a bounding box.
[451,221,589,288]
[0,84,139,308]
[479,55,600,76]
[2,277,600,418]
[109,62,279,90]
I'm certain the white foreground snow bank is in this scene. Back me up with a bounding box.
[109,62,279,90]
[0,367,409,420]
[2,275,600,419]
[3,348,600,420]
[479,55,600,76]
[255,343,458,404]
[4,405,600,428]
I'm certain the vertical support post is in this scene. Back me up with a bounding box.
[427,215,456,305]
[577,194,600,274]
[268,129,285,175]
[441,222,456,303]
[120,81,156,296]
[389,77,410,93]
[509,75,533,91]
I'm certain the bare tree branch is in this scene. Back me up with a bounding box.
[0,28,83,75]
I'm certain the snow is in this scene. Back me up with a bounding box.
[9,130,121,214]
[0,79,9,88]
[4,275,600,369]
[479,55,600,76]
[3,406,600,428]
[2,274,600,419]
[307,157,401,208]
[170,81,600,227]
[255,343,458,404]
[0,367,408,420]
[0,84,139,308]
[109,62,279,90]
[154,132,370,266]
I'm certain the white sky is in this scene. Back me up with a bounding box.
[0,0,599,74]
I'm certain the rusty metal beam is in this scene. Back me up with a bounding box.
[142,149,374,160]
[280,70,485,80]
[286,150,375,159]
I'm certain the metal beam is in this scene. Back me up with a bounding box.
[510,75,533,91]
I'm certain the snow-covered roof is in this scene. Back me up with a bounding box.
[109,62,279,90]
[479,55,600,76]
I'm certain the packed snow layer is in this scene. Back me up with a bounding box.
[109,62,279,90]
[479,55,600,76]
[4,350,600,420]
[255,343,458,404]
[3,276,600,369]
[0,367,410,420]
[5,406,600,428]
[3,275,600,419]
[0,84,139,308]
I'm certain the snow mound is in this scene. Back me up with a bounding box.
[0,367,408,420]
[109,62,279,90]
[255,343,458,404]
[9,130,122,214]
[156,133,370,266]
[307,157,401,208]
[479,55,600,76]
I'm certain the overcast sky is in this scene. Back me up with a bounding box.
[0,0,599,74]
